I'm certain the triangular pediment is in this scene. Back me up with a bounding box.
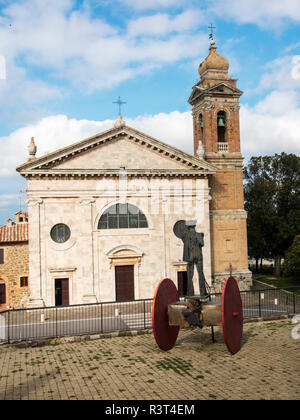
[206,82,243,96]
[17,124,217,177]
[188,82,242,104]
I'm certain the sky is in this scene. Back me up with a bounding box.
[0,0,300,225]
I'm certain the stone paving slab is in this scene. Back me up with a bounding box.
[0,319,299,400]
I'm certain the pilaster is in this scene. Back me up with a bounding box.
[26,198,45,308]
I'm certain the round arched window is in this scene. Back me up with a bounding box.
[98,203,148,229]
[50,224,71,243]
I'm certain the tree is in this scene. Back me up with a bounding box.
[244,153,300,277]
[283,235,300,277]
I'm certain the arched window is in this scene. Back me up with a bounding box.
[198,113,204,139]
[199,113,203,128]
[217,111,226,143]
[98,203,148,229]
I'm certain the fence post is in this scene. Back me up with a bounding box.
[258,291,262,318]
[143,300,146,329]
[55,307,58,338]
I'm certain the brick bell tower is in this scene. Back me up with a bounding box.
[188,39,252,291]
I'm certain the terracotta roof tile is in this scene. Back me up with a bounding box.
[0,223,29,243]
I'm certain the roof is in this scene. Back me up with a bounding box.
[0,223,29,243]
[15,210,28,216]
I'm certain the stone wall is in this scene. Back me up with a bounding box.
[26,175,213,307]
[213,270,253,293]
[0,242,29,310]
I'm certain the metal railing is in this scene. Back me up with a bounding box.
[0,288,299,344]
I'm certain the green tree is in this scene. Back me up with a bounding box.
[244,153,300,277]
[283,235,300,277]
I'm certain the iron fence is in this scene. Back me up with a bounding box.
[0,287,299,344]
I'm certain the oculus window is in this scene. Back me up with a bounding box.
[98,203,148,229]
[50,223,71,243]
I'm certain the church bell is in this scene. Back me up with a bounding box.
[218,118,225,127]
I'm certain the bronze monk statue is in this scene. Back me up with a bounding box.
[174,220,208,298]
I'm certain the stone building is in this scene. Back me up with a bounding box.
[16,40,252,308]
[0,211,29,310]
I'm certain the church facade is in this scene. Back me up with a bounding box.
[17,41,252,308]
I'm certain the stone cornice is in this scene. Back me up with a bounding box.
[210,209,247,221]
[204,154,244,168]
[20,168,215,179]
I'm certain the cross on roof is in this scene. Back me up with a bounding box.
[208,23,216,40]
[113,96,126,116]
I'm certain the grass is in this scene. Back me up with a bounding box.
[255,273,300,292]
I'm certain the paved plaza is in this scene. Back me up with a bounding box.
[0,319,299,400]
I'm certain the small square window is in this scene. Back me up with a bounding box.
[0,249,3,264]
[20,277,28,287]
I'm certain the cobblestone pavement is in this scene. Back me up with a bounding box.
[0,319,299,400]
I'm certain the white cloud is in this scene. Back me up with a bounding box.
[0,0,207,103]
[127,10,204,37]
[208,0,300,28]
[1,100,299,178]
[116,0,192,11]
[0,115,114,177]
[253,90,299,116]
[0,63,63,107]
[240,92,300,157]
[126,111,193,153]
[256,56,300,92]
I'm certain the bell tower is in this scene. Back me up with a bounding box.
[188,39,252,290]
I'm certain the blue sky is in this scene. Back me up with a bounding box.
[0,0,300,225]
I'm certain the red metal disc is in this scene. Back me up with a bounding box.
[221,276,243,355]
[152,278,180,351]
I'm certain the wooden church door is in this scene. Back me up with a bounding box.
[55,278,69,306]
[115,265,134,302]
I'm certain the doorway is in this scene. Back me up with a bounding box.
[55,278,69,306]
[177,271,187,297]
[115,265,134,302]
[0,283,6,305]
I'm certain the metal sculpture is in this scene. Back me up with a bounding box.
[152,276,243,355]
[173,220,208,298]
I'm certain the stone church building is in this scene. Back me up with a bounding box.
[17,40,252,308]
